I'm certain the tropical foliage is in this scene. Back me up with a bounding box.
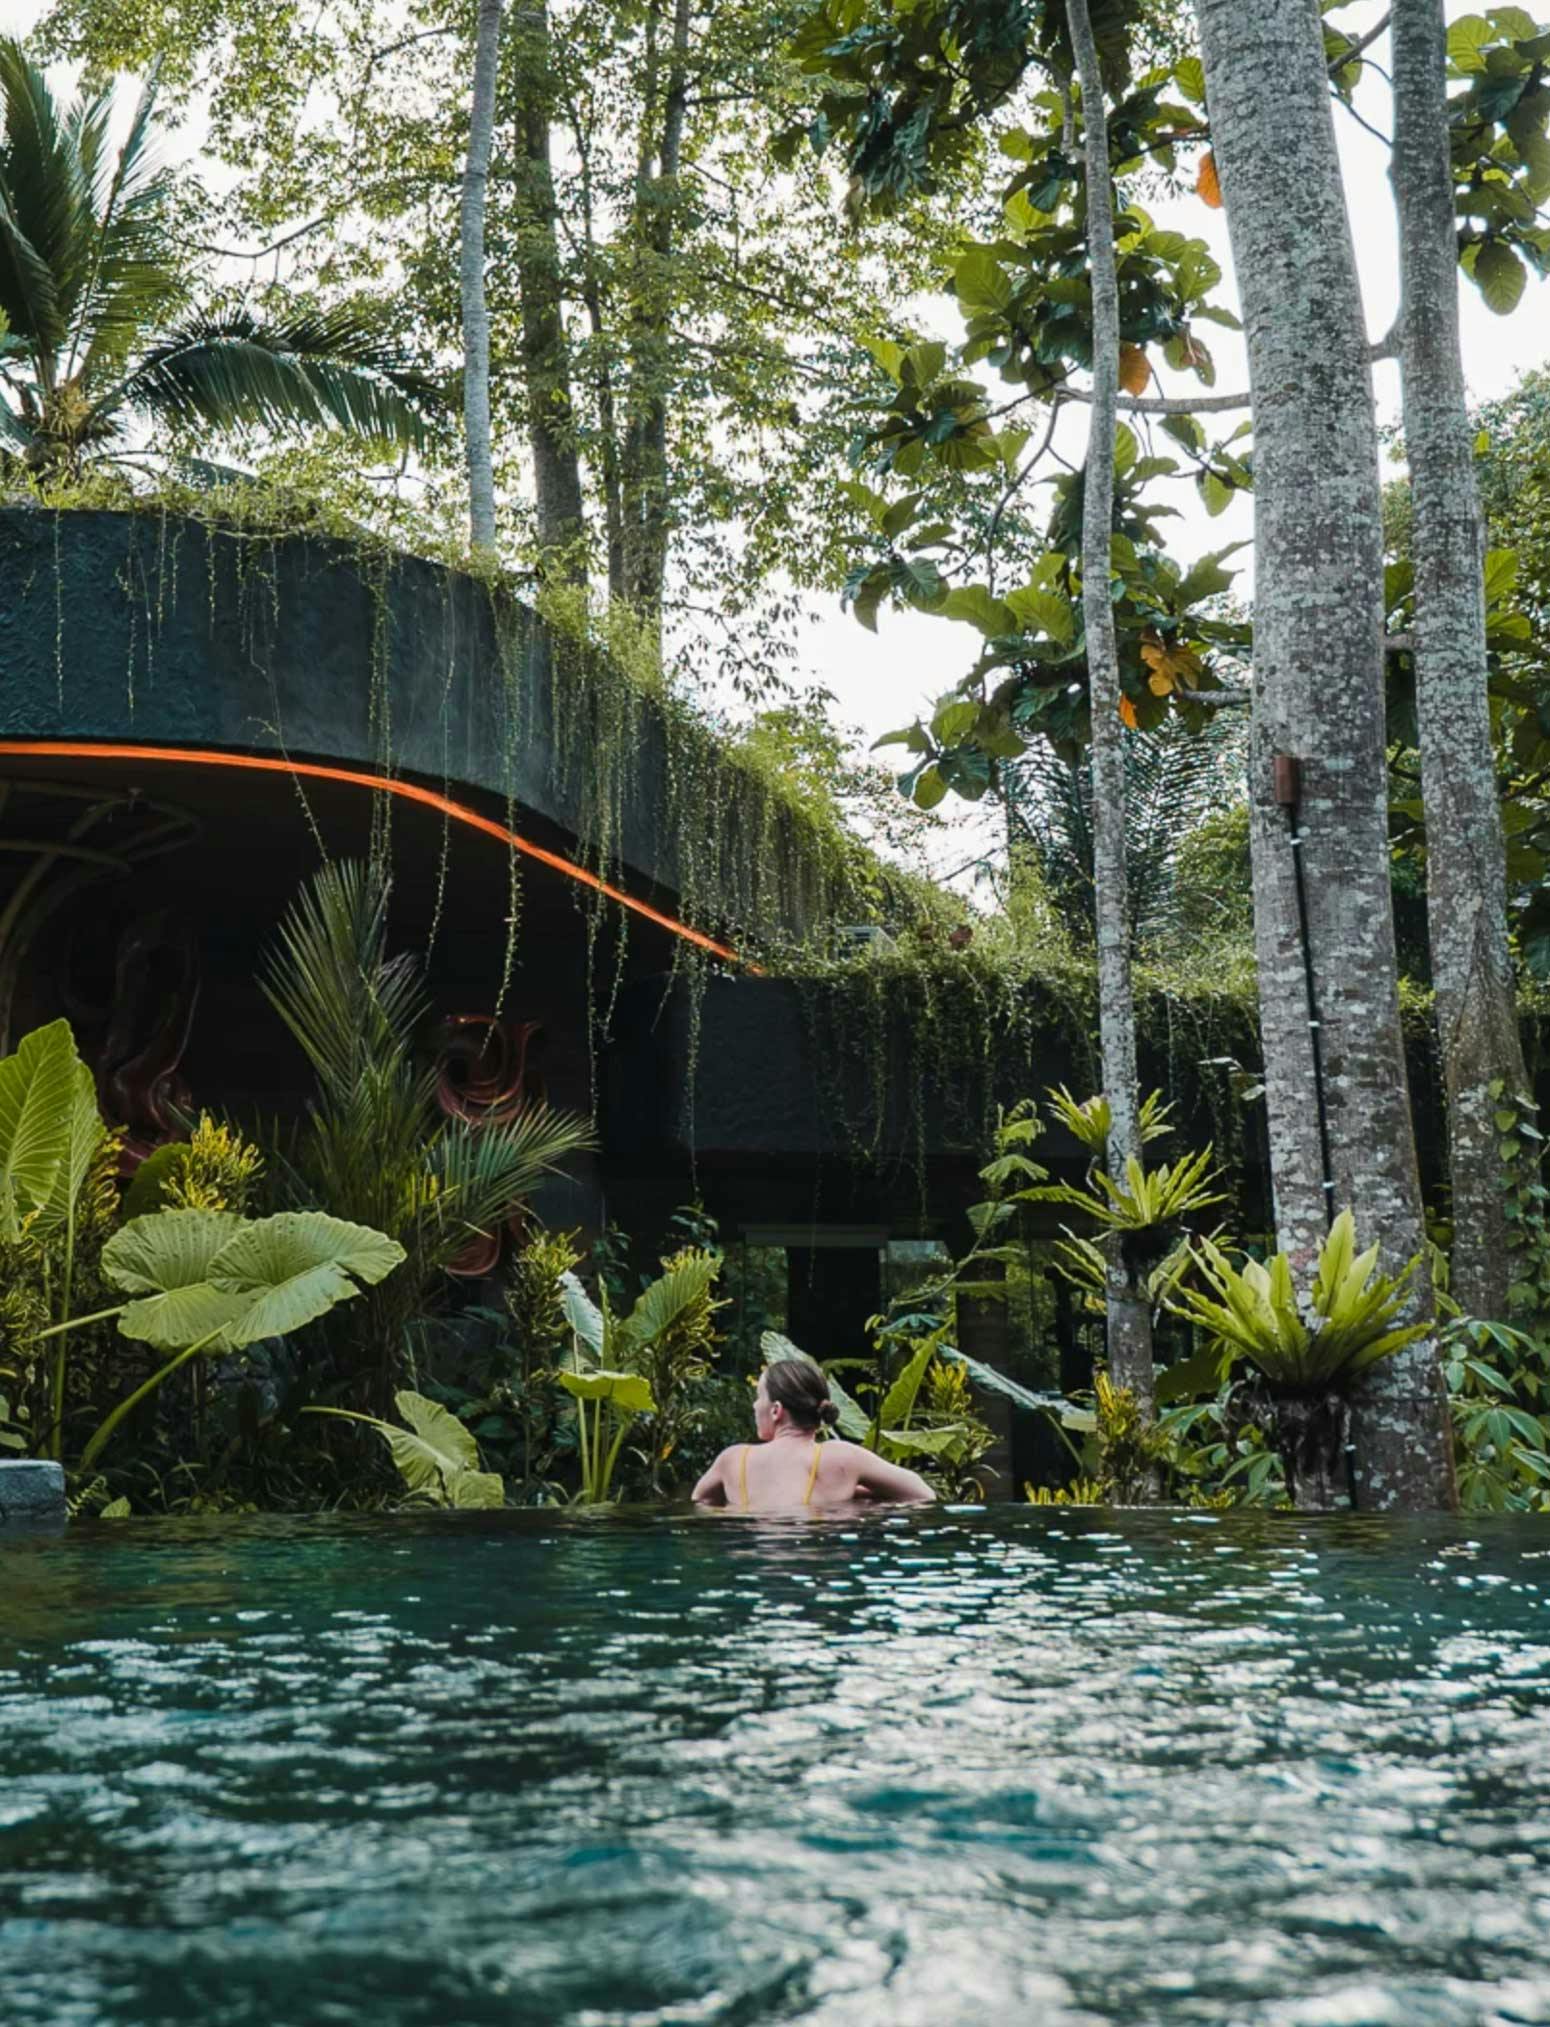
[1162,1212,1431,1394]
[68,1206,405,1468]
[559,1250,725,1502]
[0,39,439,478]
[260,861,594,1397]
[308,1389,505,1510]
[5,3,1550,1519]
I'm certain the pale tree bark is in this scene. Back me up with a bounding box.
[569,113,627,601]
[1067,0,1155,1428]
[511,1,586,581]
[1196,0,1455,1509]
[461,0,504,558]
[621,0,691,648]
[1392,0,1532,1322]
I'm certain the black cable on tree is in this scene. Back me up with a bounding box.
[1273,752,1337,1231]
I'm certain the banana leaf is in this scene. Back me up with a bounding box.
[879,1333,938,1429]
[940,1345,1069,1414]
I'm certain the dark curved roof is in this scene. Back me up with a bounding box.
[0,504,686,892]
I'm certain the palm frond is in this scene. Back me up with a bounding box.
[1006,711,1246,951]
[0,38,84,357]
[260,861,424,1100]
[123,305,443,449]
[70,66,180,384]
[422,1108,595,1273]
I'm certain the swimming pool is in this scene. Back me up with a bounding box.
[2,1506,1548,2025]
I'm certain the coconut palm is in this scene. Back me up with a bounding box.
[0,39,439,478]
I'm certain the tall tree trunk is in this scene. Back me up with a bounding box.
[1067,0,1155,1429]
[460,0,504,558]
[511,1,586,581]
[621,0,691,648]
[571,121,627,601]
[1392,0,1532,1322]
[1196,0,1455,1509]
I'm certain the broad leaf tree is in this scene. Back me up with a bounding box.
[1066,0,1153,1417]
[1195,0,1454,1508]
[36,0,962,689]
[461,0,503,556]
[1391,1,1546,1324]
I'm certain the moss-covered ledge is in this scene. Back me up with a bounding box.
[0,502,912,955]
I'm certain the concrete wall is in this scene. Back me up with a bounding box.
[0,507,685,904]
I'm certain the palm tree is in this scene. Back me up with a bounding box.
[1005,710,1247,954]
[0,39,439,479]
[261,861,595,1406]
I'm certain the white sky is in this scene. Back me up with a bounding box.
[7,0,1549,807]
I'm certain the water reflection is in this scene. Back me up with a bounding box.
[1,1508,1548,2025]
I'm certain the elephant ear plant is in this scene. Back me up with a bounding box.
[0,1018,110,1456]
[1163,1211,1432,1510]
[305,1389,505,1509]
[555,1252,723,1503]
[39,1206,405,1471]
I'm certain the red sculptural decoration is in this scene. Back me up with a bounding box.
[96,911,201,1171]
[433,1015,545,1277]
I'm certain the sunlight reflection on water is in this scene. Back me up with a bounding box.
[2,1507,1549,2025]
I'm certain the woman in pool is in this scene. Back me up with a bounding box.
[692,1357,935,1512]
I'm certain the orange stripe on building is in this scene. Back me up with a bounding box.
[0,739,753,969]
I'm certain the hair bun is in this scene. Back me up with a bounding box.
[818,1400,841,1429]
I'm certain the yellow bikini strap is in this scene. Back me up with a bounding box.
[803,1441,822,1506]
[740,1445,751,1510]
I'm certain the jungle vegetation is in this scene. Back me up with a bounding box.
[4,1,1550,1513]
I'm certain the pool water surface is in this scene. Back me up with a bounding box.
[2,1506,1548,2025]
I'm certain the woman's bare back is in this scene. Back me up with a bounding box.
[694,1437,933,1512]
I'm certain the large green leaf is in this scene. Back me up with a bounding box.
[560,1270,606,1358]
[557,1369,655,1414]
[386,1388,481,1494]
[447,1467,506,1509]
[207,1212,405,1344]
[879,1334,937,1430]
[306,1391,505,1507]
[118,1283,251,1351]
[1474,238,1527,314]
[38,1052,104,1239]
[1447,13,1495,72]
[881,1424,973,1456]
[621,1250,720,1350]
[104,1208,244,1292]
[0,1019,92,1237]
[105,1208,403,1351]
[953,247,1013,312]
[942,1347,1067,1414]
[101,1209,249,1350]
